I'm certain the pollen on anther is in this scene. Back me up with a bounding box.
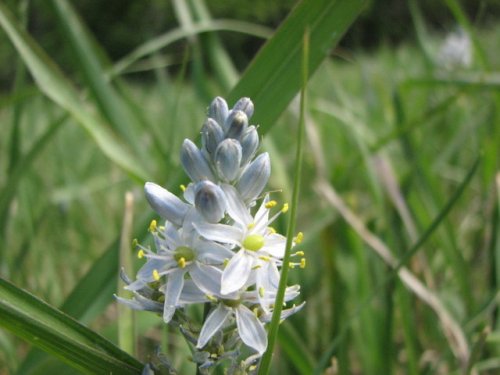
[152,269,160,281]
[258,255,271,262]
[265,200,277,209]
[267,227,276,234]
[148,220,157,232]
[132,238,138,248]
[300,258,306,269]
[180,184,186,192]
[295,231,304,244]
[281,203,289,213]
[223,259,229,268]
[178,257,187,268]
[247,222,255,230]
[137,249,145,259]
[289,262,295,269]
[294,250,305,257]
[258,287,265,297]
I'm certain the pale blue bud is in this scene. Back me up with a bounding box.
[201,118,224,155]
[233,97,254,118]
[224,110,248,140]
[194,180,227,223]
[240,125,259,166]
[214,139,242,182]
[208,96,228,127]
[144,182,189,226]
[236,152,270,202]
[181,139,215,182]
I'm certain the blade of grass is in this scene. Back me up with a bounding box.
[258,27,309,375]
[0,277,143,374]
[227,0,366,134]
[313,157,479,373]
[117,192,136,355]
[0,2,148,183]
[47,0,144,154]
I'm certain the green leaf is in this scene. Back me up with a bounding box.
[227,0,366,133]
[0,2,149,183]
[0,277,143,374]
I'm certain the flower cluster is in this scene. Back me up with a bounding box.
[117,97,304,371]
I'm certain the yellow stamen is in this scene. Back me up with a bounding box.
[267,226,276,234]
[249,365,257,371]
[295,250,305,256]
[300,258,306,269]
[178,257,186,269]
[137,249,145,259]
[180,184,186,192]
[132,238,138,248]
[281,203,289,213]
[159,225,165,232]
[210,353,218,359]
[223,259,229,268]
[148,219,157,232]
[259,287,265,297]
[247,222,255,230]
[295,231,304,244]
[252,264,262,270]
[289,262,295,269]
[152,269,160,281]
[206,294,217,302]
[258,255,271,262]
[265,200,277,209]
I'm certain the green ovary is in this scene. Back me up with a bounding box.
[174,246,195,262]
[242,234,264,251]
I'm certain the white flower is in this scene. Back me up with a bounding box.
[194,184,288,296]
[129,220,234,323]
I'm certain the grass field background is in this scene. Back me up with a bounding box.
[0,0,499,374]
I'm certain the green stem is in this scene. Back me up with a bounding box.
[258,28,309,375]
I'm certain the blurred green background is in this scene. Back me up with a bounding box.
[0,0,499,374]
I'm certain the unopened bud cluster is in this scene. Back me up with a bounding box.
[117,97,304,373]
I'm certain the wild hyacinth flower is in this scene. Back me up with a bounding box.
[118,96,304,370]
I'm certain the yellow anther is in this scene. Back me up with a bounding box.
[295,250,305,256]
[210,353,218,359]
[300,258,306,269]
[281,203,289,213]
[180,184,186,192]
[152,269,160,281]
[295,231,304,244]
[159,225,165,232]
[137,249,145,259]
[206,294,217,302]
[247,222,256,230]
[253,307,259,317]
[132,238,138,248]
[267,227,276,234]
[289,262,295,269]
[258,256,271,262]
[223,259,229,268]
[148,219,157,232]
[178,257,187,269]
[265,200,277,209]
[259,287,265,297]
[252,264,262,270]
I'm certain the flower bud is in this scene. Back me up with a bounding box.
[236,152,271,203]
[208,96,228,127]
[201,118,224,155]
[233,97,254,118]
[214,139,242,182]
[144,182,189,226]
[240,125,259,166]
[194,180,227,223]
[224,110,248,140]
[181,139,215,182]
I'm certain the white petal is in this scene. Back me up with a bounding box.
[253,195,271,232]
[137,258,168,282]
[221,249,253,295]
[163,269,185,323]
[183,183,196,204]
[195,238,235,264]
[262,233,286,258]
[197,304,231,349]
[190,263,223,297]
[235,305,268,354]
[193,222,242,245]
[178,280,208,304]
[261,302,306,323]
[221,184,252,226]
